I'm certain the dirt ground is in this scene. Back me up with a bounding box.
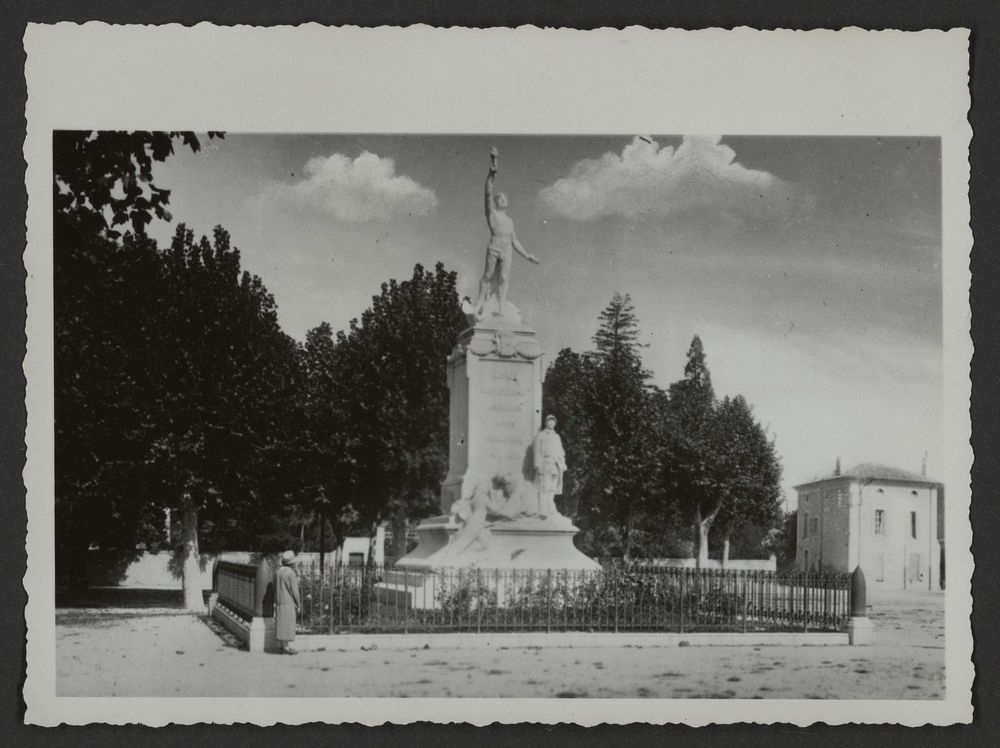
[55,588,944,699]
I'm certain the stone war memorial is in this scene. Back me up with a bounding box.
[379,149,599,608]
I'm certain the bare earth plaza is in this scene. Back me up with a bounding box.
[23,25,973,726]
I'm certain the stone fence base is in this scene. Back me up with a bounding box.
[209,593,276,653]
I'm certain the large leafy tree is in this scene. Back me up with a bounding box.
[664,337,783,567]
[54,130,223,239]
[331,263,466,556]
[144,225,299,608]
[543,293,663,559]
[708,395,783,564]
[664,335,722,567]
[54,131,221,588]
[278,322,362,567]
[540,348,598,521]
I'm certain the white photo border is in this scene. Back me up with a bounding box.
[22,23,973,726]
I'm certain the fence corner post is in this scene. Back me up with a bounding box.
[207,558,220,616]
[847,565,873,645]
[250,556,276,653]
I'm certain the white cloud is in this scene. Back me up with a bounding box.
[540,136,808,222]
[262,151,438,222]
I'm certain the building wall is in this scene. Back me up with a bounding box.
[796,478,940,590]
[855,482,938,591]
[796,479,852,573]
[86,529,387,590]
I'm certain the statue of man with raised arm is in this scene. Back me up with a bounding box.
[466,148,540,320]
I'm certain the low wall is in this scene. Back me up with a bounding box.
[210,595,277,653]
[86,551,252,590]
[86,549,378,590]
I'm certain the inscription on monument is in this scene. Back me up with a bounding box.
[480,360,534,469]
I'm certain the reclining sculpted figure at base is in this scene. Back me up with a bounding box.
[440,473,544,562]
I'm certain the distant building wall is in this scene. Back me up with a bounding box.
[854,482,938,591]
[796,479,852,573]
[86,527,386,590]
[795,473,939,591]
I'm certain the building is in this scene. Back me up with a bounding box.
[794,461,941,591]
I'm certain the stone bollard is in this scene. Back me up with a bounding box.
[847,565,874,645]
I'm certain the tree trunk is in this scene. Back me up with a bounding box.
[180,500,204,611]
[695,520,710,569]
[319,516,326,573]
[390,513,408,561]
[694,505,718,570]
[623,506,634,562]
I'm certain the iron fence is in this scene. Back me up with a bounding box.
[293,561,851,635]
[214,560,257,620]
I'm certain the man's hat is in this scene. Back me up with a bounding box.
[281,550,296,565]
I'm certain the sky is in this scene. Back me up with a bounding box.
[147,134,943,508]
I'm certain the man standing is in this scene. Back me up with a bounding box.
[469,147,540,318]
[532,415,566,519]
[274,550,300,655]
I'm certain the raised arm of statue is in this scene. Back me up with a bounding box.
[484,148,498,217]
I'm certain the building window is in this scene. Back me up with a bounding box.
[911,511,917,539]
[876,488,884,495]
[809,517,819,535]
[802,513,809,538]
[875,509,885,536]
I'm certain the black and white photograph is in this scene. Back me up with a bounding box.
[22,25,973,726]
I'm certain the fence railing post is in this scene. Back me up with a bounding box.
[476,567,482,634]
[403,567,409,635]
[742,571,748,634]
[679,568,685,633]
[546,568,553,633]
[802,572,809,633]
[613,563,620,634]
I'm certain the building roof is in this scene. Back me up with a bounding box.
[794,462,939,490]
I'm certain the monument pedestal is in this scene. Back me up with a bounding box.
[378,315,598,609]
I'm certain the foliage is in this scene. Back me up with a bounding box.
[544,294,665,559]
[540,348,597,520]
[662,336,783,565]
[331,263,466,530]
[435,570,498,620]
[54,219,299,595]
[54,130,223,239]
[710,395,783,551]
[764,510,799,571]
[54,130,221,586]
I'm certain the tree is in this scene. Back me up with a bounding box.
[144,225,299,608]
[54,130,222,588]
[541,348,598,521]
[54,130,223,239]
[664,335,721,568]
[709,395,783,565]
[764,510,798,571]
[542,294,663,559]
[664,337,783,568]
[280,321,363,569]
[331,263,466,555]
